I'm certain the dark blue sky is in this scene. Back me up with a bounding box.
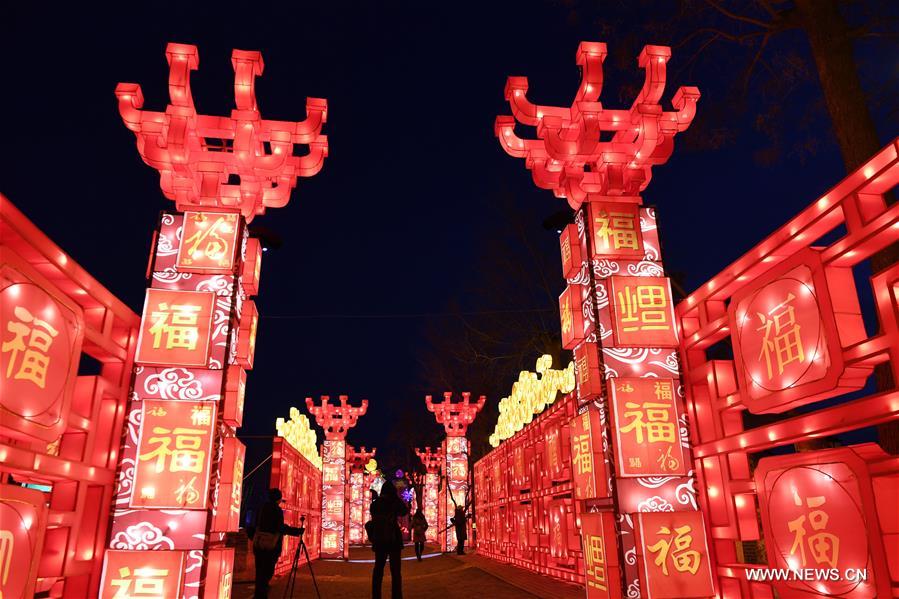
[1,2,894,482]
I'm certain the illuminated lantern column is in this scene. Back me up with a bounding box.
[496,42,715,597]
[346,446,376,545]
[306,395,368,559]
[425,392,485,552]
[415,446,444,544]
[103,43,327,599]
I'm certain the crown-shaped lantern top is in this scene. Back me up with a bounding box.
[347,446,377,472]
[416,446,444,473]
[305,395,368,441]
[425,392,486,436]
[116,43,328,221]
[495,42,699,209]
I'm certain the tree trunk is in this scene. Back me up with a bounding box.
[794,0,882,170]
[794,0,899,454]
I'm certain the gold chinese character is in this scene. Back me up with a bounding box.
[175,476,200,505]
[647,525,702,576]
[561,296,573,335]
[595,209,639,251]
[585,534,608,590]
[787,491,839,568]
[147,406,167,417]
[148,302,201,350]
[0,530,13,590]
[620,402,676,444]
[110,565,170,598]
[139,426,206,473]
[562,237,572,265]
[232,457,244,507]
[572,433,592,475]
[629,456,643,468]
[757,293,805,380]
[184,215,233,265]
[2,305,59,388]
[323,465,340,483]
[656,445,680,471]
[617,285,670,332]
[190,405,212,426]
[654,381,673,401]
[577,356,590,384]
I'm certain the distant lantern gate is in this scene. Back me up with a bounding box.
[481,34,899,599]
[101,43,328,598]
[425,392,485,552]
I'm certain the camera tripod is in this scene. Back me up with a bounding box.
[283,516,321,599]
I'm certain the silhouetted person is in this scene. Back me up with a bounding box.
[411,508,429,561]
[450,506,468,555]
[369,481,409,599]
[248,488,301,598]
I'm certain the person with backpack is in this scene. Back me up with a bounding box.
[368,481,409,599]
[247,488,302,598]
[410,508,429,561]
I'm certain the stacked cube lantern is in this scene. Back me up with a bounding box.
[102,43,328,598]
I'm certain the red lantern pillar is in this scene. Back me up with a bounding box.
[425,392,485,552]
[102,43,327,599]
[496,42,715,598]
[415,446,444,544]
[306,395,368,559]
[346,446,376,545]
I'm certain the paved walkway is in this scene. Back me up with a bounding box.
[234,544,584,599]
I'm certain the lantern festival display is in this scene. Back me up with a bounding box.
[676,140,899,597]
[102,42,328,598]
[489,354,576,447]
[474,357,582,582]
[495,41,714,596]
[415,447,443,544]
[1,196,140,597]
[347,446,376,545]
[271,408,323,574]
[306,395,368,559]
[425,392,485,552]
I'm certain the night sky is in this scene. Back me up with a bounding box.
[2,2,894,495]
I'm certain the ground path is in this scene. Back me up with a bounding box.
[234,544,583,599]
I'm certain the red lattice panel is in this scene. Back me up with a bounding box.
[1,195,139,598]
[676,139,899,598]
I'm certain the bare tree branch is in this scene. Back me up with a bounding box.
[744,31,773,91]
[704,0,773,29]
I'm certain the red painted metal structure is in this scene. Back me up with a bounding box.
[306,395,367,559]
[270,436,322,575]
[493,40,710,598]
[102,42,327,598]
[1,195,140,598]
[677,140,899,598]
[425,392,485,552]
